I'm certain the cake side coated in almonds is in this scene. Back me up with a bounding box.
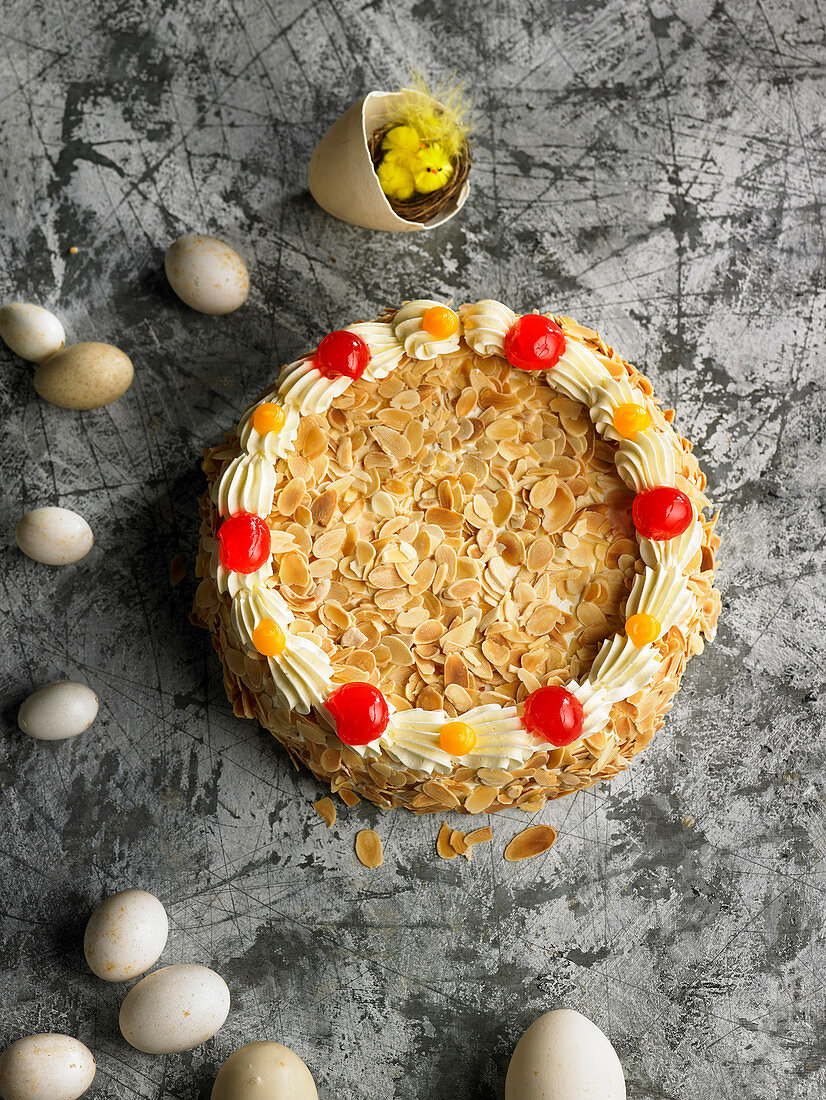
[192,299,720,814]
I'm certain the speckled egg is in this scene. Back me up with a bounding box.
[33,342,133,409]
[84,889,168,982]
[17,681,99,742]
[0,303,66,362]
[0,1034,95,1100]
[505,1009,626,1100]
[165,234,249,314]
[119,964,230,1054]
[14,506,93,565]
[211,1041,318,1100]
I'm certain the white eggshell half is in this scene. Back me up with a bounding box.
[0,1033,95,1100]
[211,1040,318,1100]
[505,1009,626,1100]
[165,234,249,315]
[18,681,99,742]
[14,506,93,566]
[0,302,66,362]
[84,889,168,982]
[119,963,230,1054]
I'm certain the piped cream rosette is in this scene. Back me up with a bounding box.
[210,298,711,774]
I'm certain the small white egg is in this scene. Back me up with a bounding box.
[84,889,168,982]
[119,963,230,1054]
[14,506,93,566]
[18,681,99,742]
[33,342,133,409]
[211,1041,318,1100]
[165,234,249,315]
[0,303,66,362]
[505,1009,626,1100]
[0,1033,95,1100]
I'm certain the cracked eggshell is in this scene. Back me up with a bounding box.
[211,1041,318,1100]
[0,1034,95,1100]
[18,681,99,742]
[308,89,469,232]
[15,506,93,565]
[505,1009,626,1100]
[84,889,168,982]
[119,964,230,1054]
[33,342,133,409]
[0,303,65,362]
[165,234,249,314]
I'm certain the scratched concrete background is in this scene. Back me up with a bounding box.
[1,1,824,1097]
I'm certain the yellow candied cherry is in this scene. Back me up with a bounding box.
[251,619,287,657]
[612,402,651,438]
[411,144,453,193]
[252,402,286,436]
[422,305,459,340]
[625,612,661,648]
[439,721,477,756]
[377,156,416,202]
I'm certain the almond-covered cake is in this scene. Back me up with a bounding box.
[192,299,720,814]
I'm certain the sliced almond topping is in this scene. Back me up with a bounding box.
[312,797,336,827]
[503,824,558,862]
[355,829,383,868]
[436,822,456,859]
[465,826,493,847]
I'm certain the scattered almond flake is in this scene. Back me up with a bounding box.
[339,788,361,807]
[169,554,186,586]
[312,797,336,827]
[450,829,468,855]
[278,477,306,516]
[503,824,558,862]
[280,550,310,588]
[465,826,493,847]
[355,829,383,866]
[436,822,456,859]
[311,489,337,526]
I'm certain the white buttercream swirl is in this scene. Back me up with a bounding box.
[230,583,294,646]
[589,634,661,701]
[569,680,614,737]
[546,337,615,403]
[463,299,517,357]
[615,430,676,491]
[393,300,462,360]
[277,356,352,414]
[347,321,405,381]
[211,546,274,597]
[215,452,276,518]
[588,377,639,441]
[625,565,694,638]
[239,395,301,461]
[639,518,702,573]
[266,639,333,714]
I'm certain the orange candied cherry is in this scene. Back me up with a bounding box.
[612,402,651,438]
[252,402,286,436]
[439,720,477,756]
[625,612,661,647]
[251,619,287,657]
[421,305,459,340]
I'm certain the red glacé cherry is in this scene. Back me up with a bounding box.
[632,486,693,541]
[523,686,584,747]
[315,330,371,381]
[503,314,566,372]
[325,681,389,746]
[217,512,271,573]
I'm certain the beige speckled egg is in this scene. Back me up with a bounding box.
[505,1009,626,1100]
[0,303,66,362]
[119,964,230,1054]
[15,506,93,566]
[211,1041,318,1100]
[0,1034,95,1100]
[165,234,249,314]
[17,681,99,741]
[33,342,133,409]
[84,889,168,982]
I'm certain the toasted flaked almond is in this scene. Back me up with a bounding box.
[444,653,470,689]
[503,824,557,862]
[280,550,310,588]
[465,825,493,847]
[313,796,336,827]
[355,829,383,867]
[278,477,306,516]
[303,424,327,460]
[436,822,456,859]
[311,489,337,526]
[368,564,405,590]
[414,620,444,645]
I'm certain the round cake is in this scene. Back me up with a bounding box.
[192,299,720,814]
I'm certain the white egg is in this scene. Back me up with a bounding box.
[0,1033,95,1100]
[211,1041,318,1100]
[165,234,249,315]
[119,963,230,1054]
[0,303,66,362]
[18,681,99,742]
[14,506,93,566]
[84,889,168,982]
[505,1009,626,1100]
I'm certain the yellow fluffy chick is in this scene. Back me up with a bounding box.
[377,154,416,201]
[382,125,423,157]
[411,144,453,193]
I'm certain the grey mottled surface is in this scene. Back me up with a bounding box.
[1,1,825,1097]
